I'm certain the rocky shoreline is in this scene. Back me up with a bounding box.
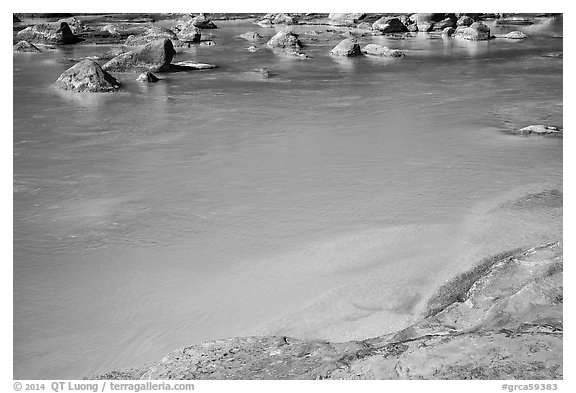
[88,241,562,380]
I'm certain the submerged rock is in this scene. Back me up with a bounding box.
[16,22,81,45]
[362,44,404,57]
[13,40,41,53]
[124,26,178,46]
[330,38,362,56]
[53,59,120,92]
[89,242,562,380]
[103,38,175,73]
[247,45,258,52]
[266,30,303,49]
[495,31,528,39]
[453,22,491,40]
[372,17,407,33]
[238,31,262,42]
[170,61,218,71]
[136,71,159,83]
[512,125,563,136]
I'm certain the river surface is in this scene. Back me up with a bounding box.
[13,17,563,379]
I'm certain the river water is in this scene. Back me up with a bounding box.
[13,17,563,379]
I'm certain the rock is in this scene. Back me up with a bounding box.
[328,13,366,26]
[372,17,407,33]
[453,22,491,41]
[247,45,258,52]
[16,22,81,45]
[170,61,218,71]
[442,27,455,36]
[257,13,297,26]
[432,16,456,30]
[200,41,215,46]
[103,38,175,73]
[362,44,404,57]
[457,15,474,27]
[98,47,126,60]
[266,30,303,49]
[125,26,178,46]
[238,31,262,42]
[513,125,562,136]
[53,59,120,92]
[409,13,447,32]
[355,22,373,31]
[13,14,21,23]
[496,17,534,25]
[176,23,201,43]
[89,242,563,380]
[100,23,150,36]
[58,17,87,34]
[190,14,218,29]
[495,31,528,39]
[254,68,275,78]
[330,38,362,56]
[13,40,41,53]
[136,71,159,83]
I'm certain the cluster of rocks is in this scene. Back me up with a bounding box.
[329,38,404,58]
[89,242,562,380]
[255,13,297,27]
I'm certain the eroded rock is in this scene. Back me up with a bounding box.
[16,22,81,45]
[103,38,175,73]
[13,40,41,53]
[362,44,404,57]
[495,31,528,39]
[266,30,303,49]
[124,26,177,46]
[53,59,120,92]
[330,38,362,56]
[453,22,491,40]
[136,71,159,83]
[372,17,407,33]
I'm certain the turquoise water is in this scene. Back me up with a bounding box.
[13,17,562,378]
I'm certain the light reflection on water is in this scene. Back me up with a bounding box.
[13,17,562,379]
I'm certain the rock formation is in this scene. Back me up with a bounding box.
[330,38,362,57]
[53,59,120,92]
[103,38,175,73]
[13,40,41,53]
[16,21,81,45]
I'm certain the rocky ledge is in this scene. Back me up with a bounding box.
[89,241,562,380]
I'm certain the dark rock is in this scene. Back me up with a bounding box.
[453,22,491,41]
[238,31,262,42]
[409,13,446,32]
[512,125,562,136]
[103,38,175,73]
[13,40,41,53]
[372,17,407,33]
[13,14,21,23]
[136,71,159,83]
[442,27,455,36]
[53,59,120,92]
[457,15,474,27]
[328,13,366,26]
[16,22,81,45]
[266,30,303,49]
[432,16,456,30]
[190,14,218,29]
[176,22,201,43]
[362,44,404,57]
[330,38,362,56]
[495,31,528,39]
[125,26,178,46]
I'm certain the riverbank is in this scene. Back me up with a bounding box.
[89,241,562,379]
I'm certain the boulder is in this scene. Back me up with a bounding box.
[103,38,175,73]
[13,40,41,53]
[442,27,455,36]
[247,45,258,52]
[257,13,297,26]
[457,15,474,27]
[124,26,177,46]
[432,16,456,30]
[58,17,87,34]
[495,31,528,39]
[100,23,151,36]
[362,44,404,57]
[453,22,491,41]
[238,31,262,42]
[136,71,159,83]
[330,38,362,56]
[409,13,446,32]
[513,125,562,136]
[170,61,218,71]
[190,14,218,29]
[16,22,81,45]
[328,13,366,26]
[266,30,303,49]
[372,17,407,33]
[53,59,120,92]
[176,23,201,43]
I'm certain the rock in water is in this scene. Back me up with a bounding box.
[176,23,201,43]
[266,30,303,49]
[328,13,366,26]
[13,40,41,53]
[53,59,120,92]
[409,13,447,32]
[362,44,404,57]
[16,22,81,45]
[190,14,218,29]
[513,125,563,136]
[453,22,491,40]
[124,26,178,46]
[58,17,87,34]
[238,31,262,42]
[457,15,474,27]
[103,38,175,73]
[442,27,455,36]
[495,31,528,39]
[330,38,362,56]
[372,17,407,33]
[136,71,159,83]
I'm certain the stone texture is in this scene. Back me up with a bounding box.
[330,38,362,57]
[362,44,404,57]
[136,72,159,83]
[16,22,81,45]
[266,30,303,49]
[495,31,528,39]
[328,13,366,26]
[53,59,120,92]
[372,17,407,33]
[513,125,562,136]
[13,40,41,53]
[103,38,175,73]
[124,26,177,46]
[453,22,491,40]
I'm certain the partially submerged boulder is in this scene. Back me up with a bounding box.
[176,23,201,43]
[442,27,455,36]
[330,38,362,56]
[495,31,528,39]
[190,14,218,29]
[328,13,366,26]
[238,31,262,42]
[453,22,491,41]
[457,15,474,27]
[372,17,408,33]
[58,17,87,34]
[103,38,175,73]
[513,125,563,136]
[53,59,120,92]
[170,61,218,71]
[100,23,150,37]
[257,13,297,26]
[409,13,447,32]
[362,44,404,57]
[13,40,41,53]
[16,22,81,45]
[266,30,303,49]
[136,71,159,83]
[124,26,177,46]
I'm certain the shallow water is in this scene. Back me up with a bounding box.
[13,17,563,378]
